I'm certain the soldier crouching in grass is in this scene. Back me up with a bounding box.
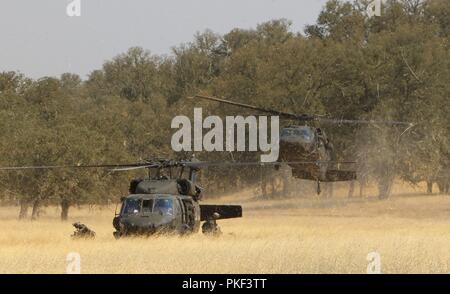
[71,222,96,239]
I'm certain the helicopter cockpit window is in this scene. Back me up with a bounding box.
[142,199,153,213]
[154,198,173,215]
[281,129,295,136]
[295,128,314,141]
[122,199,141,214]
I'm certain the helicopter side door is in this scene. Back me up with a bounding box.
[175,197,186,227]
[173,197,185,228]
[180,198,199,232]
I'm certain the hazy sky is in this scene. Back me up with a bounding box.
[0,0,328,79]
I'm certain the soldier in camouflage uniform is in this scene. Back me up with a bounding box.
[71,222,96,239]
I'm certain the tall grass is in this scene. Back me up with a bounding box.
[0,183,449,273]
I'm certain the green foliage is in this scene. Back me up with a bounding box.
[0,0,448,216]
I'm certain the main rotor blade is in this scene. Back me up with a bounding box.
[313,117,413,126]
[182,160,356,168]
[190,94,311,120]
[0,163,150,171]
[0,160,357,173]
[191,94,413,126]
[109,165,156,172]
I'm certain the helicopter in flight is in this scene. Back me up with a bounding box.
[191,94,413,194]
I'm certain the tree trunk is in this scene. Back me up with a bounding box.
[31,199,40,220]
[19,199,29,220]
[282,176,290,197]
[325,182,334,198]
[359,181,365,198]
[348,181,355,198]
[378,176,394,200]
[427,180,433,194]
[437,179,449,195]
[61,199,70,221]
[260,168,267,198]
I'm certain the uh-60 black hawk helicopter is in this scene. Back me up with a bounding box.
[0,158,247,237]
[191,94,413,194]
[111,158,245,238]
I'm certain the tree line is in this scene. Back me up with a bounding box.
[0,0,448,220]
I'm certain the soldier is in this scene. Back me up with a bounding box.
[71,222,96,239]
[202,213,221,236]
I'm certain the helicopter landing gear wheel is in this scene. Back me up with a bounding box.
[113,231,122,239]
[202,220,221,236]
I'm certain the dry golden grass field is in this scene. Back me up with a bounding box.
[0,181,449,274]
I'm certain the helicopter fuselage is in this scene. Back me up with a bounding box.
[113,193,201,237]
[113,178,243,237]
[278,125,334,181]
[279,125,331,161]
